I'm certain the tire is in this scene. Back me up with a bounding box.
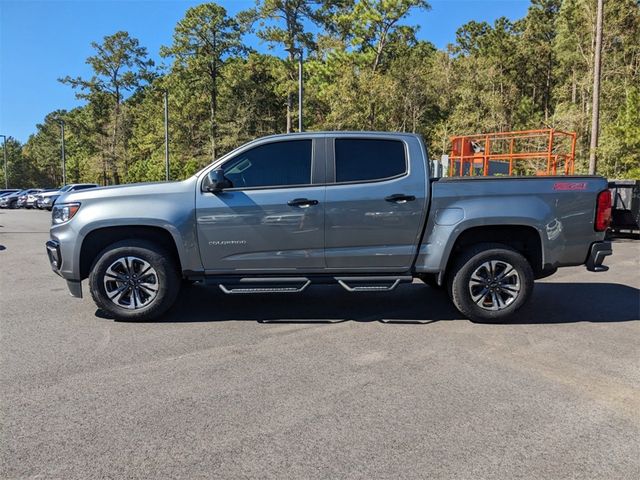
[89,240,181,321]
[448,243,534,323]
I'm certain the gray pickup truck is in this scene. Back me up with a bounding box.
[46,132,612,322]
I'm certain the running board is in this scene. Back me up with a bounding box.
[219,277,311,294]
[335,276,412,292]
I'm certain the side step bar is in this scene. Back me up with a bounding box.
[216,275,413,295]
[335,276,413,292]
[219,277,311,294]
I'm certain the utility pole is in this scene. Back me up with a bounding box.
[58,120,66,185]
[298,49,303,132]
[163,90,170,181]
[286,47,304,132]
[0,135,7,189]
[589,0,604,175]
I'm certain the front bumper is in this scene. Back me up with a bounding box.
[46,240,62,274]
[46,240,82,298]
[586,241,612,272]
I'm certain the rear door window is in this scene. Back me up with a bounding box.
[334,138,407,183]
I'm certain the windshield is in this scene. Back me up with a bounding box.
[59,185,73,193]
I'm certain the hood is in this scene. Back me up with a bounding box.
[5,191,27,199]
[58,179,197,204]
[39,190,62,198]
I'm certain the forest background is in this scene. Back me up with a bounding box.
[2,0,639,187]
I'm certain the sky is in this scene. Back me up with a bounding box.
[0,0,531,142]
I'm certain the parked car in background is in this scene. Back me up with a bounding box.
[41,184,99,210]
[0,190,25,208]
[16,189,44,208]
[20,189,46,209]
[1,189,41,209]
[0,190,20,206]
[35,189,61,209]
[0,189,19,196]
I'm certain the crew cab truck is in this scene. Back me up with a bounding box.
[46,132,613,322]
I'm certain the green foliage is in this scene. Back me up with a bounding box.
[1,137,31,188]
[161,3,246,161]
[58,30,156,185]
[16,0,640,186]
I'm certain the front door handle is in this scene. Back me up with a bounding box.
[287,198,319,208]
[385,193,416,204]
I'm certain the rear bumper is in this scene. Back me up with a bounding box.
[586,241,612,272]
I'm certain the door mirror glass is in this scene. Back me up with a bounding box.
[206,169,232,193]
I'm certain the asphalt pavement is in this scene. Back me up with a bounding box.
[1,209,639,479]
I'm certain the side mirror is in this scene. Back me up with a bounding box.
[207,169,232,193]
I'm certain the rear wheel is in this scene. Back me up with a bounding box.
[448,243,534,323]
[89,240,180,321]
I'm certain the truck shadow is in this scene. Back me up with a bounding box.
[121,281,639,325]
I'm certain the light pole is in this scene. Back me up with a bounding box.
[298,48,303,132]
[163,90,170,181]
[58,120,66,185]
[589,0,604,175]
[286,47,304,132]
[0,134,7,189]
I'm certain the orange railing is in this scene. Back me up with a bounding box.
[449,129,576,177]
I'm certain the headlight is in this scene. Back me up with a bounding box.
[52,203,81,225]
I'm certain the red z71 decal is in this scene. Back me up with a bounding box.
[553,182,587,191]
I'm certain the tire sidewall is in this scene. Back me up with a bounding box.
[89,241,179,321]
[451,246,534,323]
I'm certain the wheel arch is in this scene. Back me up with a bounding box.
[439,224,544,284]
[79,225,183,280]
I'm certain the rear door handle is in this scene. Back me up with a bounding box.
[385,194,416,203]
[287,198,319,208]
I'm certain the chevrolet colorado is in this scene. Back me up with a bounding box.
[46,132,612,322]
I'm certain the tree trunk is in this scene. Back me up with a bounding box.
[210,63,218,162]
[544,51,553,121]
[110,93,121,185]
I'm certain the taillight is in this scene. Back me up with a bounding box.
[594,190,612,231]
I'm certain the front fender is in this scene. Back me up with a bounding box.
[50,184,200,280]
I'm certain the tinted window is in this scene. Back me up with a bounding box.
[335,139,406,183]
[222,140,312,189]
[73,185,96,191]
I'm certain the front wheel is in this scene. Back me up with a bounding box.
[89,240,181,321]
[448,243,534,323]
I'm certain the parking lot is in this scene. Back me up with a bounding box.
[1,208,639,479]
